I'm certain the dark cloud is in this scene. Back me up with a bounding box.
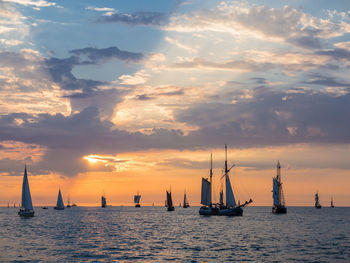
[176,87,350,147]
[1,86,350,177]
[135,94,154,101]
[95,11,169,26]
[69,46,144,64]
[317,48,350,60]
[303,74,350,87]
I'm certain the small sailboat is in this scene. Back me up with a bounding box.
[101,194,107,208]
[18,165,35,217]
[199,146,252,216]
[272,161,287,214]
[166,189,175,211]
[41,206,48,209]
[315,191,322,209]
[331,197,334,208]
[134,191,141,208]
[54,188,65,210]
[183,190,190,208]
[66,195,71,208]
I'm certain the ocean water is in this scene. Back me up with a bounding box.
[0,206,349,262]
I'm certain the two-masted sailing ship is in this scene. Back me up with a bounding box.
[272,161,287,214]
[18,165,35,217]
[54,188,65,210]
[199,145,252,216]
[183,190,189,208]
[134,191,141,207]
[315,192,322,208]
[166,189,174,211]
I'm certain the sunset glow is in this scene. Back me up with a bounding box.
[1,0,350,207]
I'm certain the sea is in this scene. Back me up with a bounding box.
[0,206,349,262]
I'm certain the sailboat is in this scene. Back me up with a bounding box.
[18,165,35,217]
[54,188,65,210]
[67,195,71,208]
[315,191,322,209]
[331,197,334,208]
[166,189,174,211]
[134,191,141,208]
[272,161,287,214]
[183,190,190,208]
[101,194,107,208]
[199,145,252,216]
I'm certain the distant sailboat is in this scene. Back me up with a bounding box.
[331,197,334,208]
[166,189,174,211]
[18,165,35,217]
[183,190,190,208]
[199,146,252,216]
[67,195,71,208]
[101,194,107,208]
[54,189,65,210]
[134,191,141,208]
[272,161,287,214]
[315,191,322,209]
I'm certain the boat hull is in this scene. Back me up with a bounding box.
[272,206,287,214]
[54,207,64,210]
[199,206,243,216]
[135,204,141,208]
[315,205,322,209]
[18,209,35,217]
[167,206,175,211]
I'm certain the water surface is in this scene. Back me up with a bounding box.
[0,206,349,262]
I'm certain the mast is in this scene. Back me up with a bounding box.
[210,152,213,206]
[277,161,281,206]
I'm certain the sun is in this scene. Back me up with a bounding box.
[84,156,98,164]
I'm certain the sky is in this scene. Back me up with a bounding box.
[0,0,350,206]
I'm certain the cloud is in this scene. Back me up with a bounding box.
[3,0,56,8]
[86,6,115,12]
[175,86,350,147]
[166,3,350,50]
[95,11,169,26]
[69,46,144,64]
[1,85,350,177]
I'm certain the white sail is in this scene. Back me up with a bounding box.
[134,195,141,204]
[21,166,33,210]
[273,178,280,206]
[225,174,236,207]
[201,178,211,206]
[56,189,64,209]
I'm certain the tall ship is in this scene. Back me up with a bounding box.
[101,194,107,208]
[54,188,65,210]
[134,191,141,208]
[315,192,322,209]
[18,165,35,217]
[166,189,174,211]
[183,190,190,208]
[272,161,287,214]
[199,145,252,216]
[331,197,334,208]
